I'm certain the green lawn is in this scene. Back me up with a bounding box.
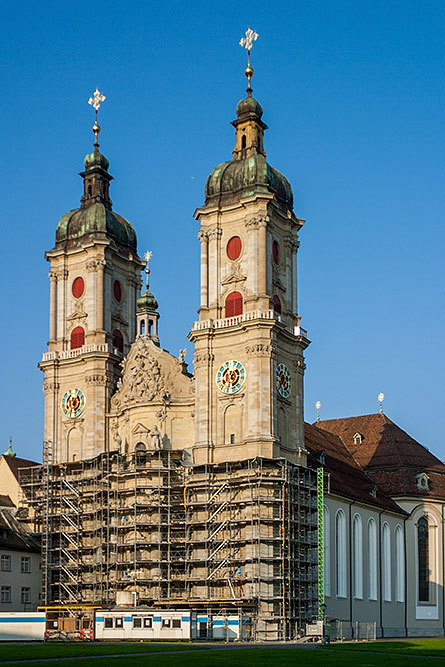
[0,648,439,667]
[330,638,445,658]
[0,642,200,661]
[1,643,445,667]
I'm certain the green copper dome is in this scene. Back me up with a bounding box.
[56,205,137,251]
[83,150,110,171]
[205,153,293,209]
[235,94,263,120]
[137,288,158,313]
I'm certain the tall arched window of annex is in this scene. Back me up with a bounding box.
[352,513,363,599]
[413,508,439,619]
[382,522,392,602]
[324,505,331,597]
[335,508,347,598]
[394,524,405,603]
[367,518,378,601]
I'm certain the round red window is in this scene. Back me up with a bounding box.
[113,280,122,302]
[227,236,242,260]
[72,277,85,298]
[272,240,280,264]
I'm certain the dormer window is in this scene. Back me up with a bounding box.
[353,433,363,445]
[415,473,430,491]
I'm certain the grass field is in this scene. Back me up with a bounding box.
[1,640,445,666]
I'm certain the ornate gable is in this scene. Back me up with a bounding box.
[110,335,193,413]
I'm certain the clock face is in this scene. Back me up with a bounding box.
[61,388,86,418]
[276,363,291,398]
[216,360,246,394]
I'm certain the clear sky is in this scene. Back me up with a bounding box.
[1,0,444,462]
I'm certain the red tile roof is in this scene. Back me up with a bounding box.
[304,422,404,513]
[316,413,445,499]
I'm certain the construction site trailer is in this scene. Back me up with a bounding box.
[95,610,191,641]
[191,612,251,641]
[0,613,46,641]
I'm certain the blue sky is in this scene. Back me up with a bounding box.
[1,0,444,462]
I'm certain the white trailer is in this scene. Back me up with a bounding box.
[191,612,251,641]
[95,610,191,641]
[0,612,46,641]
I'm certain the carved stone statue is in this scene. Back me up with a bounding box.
[150,425,161,450]
[113,432,122,452]
[179,348,187,363]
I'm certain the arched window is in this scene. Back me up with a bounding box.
[225,291,243,318]
[241,135,247,149]
[324,506,331,597]
[335,509,347,598]
[272,240,280,264]
[395,524,405,602]
[134,442,146,464]
[367,518,377,600]
[418,517,429,602]
[140,320,145,335]
[273,295,282,314]
[113,329,124,353]
[382,522,391,601]
[352,514,363,599]
[70,326,85,350]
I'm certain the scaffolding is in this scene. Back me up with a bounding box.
[19,453,318,641]
[184,458,318,640]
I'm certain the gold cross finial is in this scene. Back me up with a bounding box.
[239,28,258,90]
[88,88,106,149]
[144,251,153,289]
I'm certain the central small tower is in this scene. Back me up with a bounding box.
[189,45,310,466]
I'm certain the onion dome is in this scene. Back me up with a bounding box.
[3,439,16,458]
[204,89,293,211]
[53,124,137,252]
[235,94,263,120]
[137,288,158,313]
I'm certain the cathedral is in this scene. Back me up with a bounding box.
[14,46,445,641]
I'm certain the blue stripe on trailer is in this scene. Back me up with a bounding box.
[212,619,239,626]
[197,617,208,622]
[181,617,190,622]
[124,617,133,622]
[153,616,162,622]
[0,617,45,623]
[96,617,105,622]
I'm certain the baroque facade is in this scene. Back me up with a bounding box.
[17,65,445,640]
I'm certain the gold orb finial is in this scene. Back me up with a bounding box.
[92,121,101,146]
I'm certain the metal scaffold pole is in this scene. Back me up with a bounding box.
[317,467,325,621]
